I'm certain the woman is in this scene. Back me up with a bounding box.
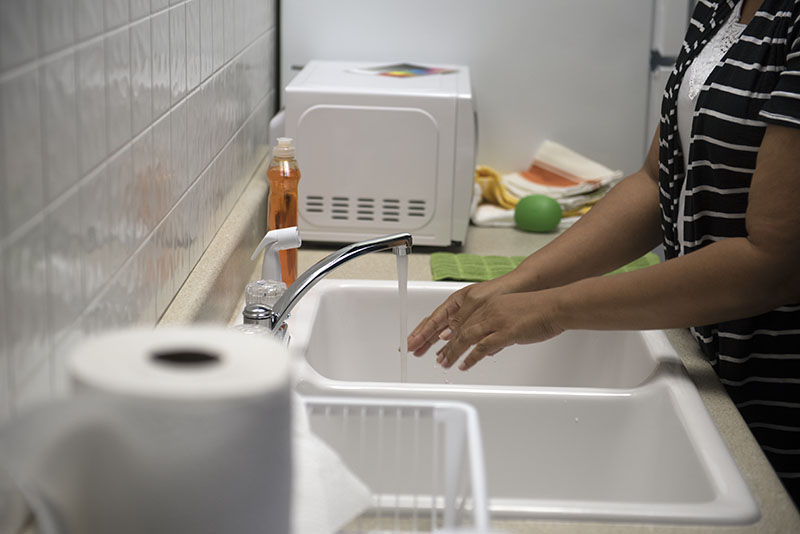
[408,0,800,505]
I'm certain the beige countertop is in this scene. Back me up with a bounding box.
[164,176,800,534]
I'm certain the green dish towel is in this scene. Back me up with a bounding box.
[430,252,661,282]
[605,252,661,276]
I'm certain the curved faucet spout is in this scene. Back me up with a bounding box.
[269,232,413,333]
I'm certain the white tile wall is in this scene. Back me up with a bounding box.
[105,0,130,31]
[131,19,153,135]
[0,1,39,70]
[74,0,104,42]
[76,39,108,174]
[44,191,84,346]
[38,0,76,56]
[1,69,44,232]
[105,27,133,153]
[151,10,171,117]
[186,0,201,90]
[41,52,80,203]
[169,4,187,104]
[0,0,276,419]
[0,255,8,421]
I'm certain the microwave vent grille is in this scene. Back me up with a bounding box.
[302,195,428,225]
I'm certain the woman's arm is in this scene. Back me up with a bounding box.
[439,124,800,371]
[408,130,663,356]
[560,123,800,327]
[505,129,664,292]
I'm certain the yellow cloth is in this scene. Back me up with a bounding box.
[562,203,595,218]
[474,165,518,210]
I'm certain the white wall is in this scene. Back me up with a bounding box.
[0,0,277,419]
[280,0,676,176]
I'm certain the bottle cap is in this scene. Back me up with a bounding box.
[273,137,295,158]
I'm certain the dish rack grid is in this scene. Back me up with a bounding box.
[302,396,489,534]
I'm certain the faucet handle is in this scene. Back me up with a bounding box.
[245,279,287,307]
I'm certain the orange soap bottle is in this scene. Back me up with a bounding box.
[267,137,301,285]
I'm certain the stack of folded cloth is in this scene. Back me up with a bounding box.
[472,140,624,227]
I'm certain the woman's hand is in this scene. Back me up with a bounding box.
[434,290,565,371]
[407,278,512,357]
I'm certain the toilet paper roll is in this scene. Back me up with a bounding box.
[0,327,292,534]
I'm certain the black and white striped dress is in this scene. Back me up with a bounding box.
[659,0,800,505]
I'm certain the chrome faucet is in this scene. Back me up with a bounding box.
[245,232,412,335]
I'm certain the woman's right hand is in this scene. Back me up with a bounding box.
[407,277,513,357]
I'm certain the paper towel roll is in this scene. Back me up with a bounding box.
[0,327,292,534]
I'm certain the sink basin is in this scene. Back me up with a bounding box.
[292,280,667,390]
[288,279,759,525]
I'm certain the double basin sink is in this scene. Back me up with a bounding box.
[287,279,759,525]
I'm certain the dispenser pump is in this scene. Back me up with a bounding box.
[273,137,296,158]
[251,226,302,281]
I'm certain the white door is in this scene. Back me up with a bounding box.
[647,0,694,147]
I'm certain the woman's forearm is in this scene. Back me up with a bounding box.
[551,124,800,332]
[503,168,663,293]
[552,235,800,333]
[440,230,800,372]
[406,165,662,357]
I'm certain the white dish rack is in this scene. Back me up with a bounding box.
[301,396,489,534]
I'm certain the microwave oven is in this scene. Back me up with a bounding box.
[284,60,476,246]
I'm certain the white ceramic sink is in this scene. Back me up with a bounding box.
[288,279,759,525]
[293,281,665,390]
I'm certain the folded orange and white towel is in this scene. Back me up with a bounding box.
[471,140,623,228]
[502,140,623,200]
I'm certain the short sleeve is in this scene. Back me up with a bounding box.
[760,5,800,128]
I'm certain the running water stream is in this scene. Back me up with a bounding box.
[395,247,409,382]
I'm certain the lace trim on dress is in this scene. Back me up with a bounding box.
[686,1,747,100]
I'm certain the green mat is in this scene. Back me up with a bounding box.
[605,252,661,276]
[430,252,661,282]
